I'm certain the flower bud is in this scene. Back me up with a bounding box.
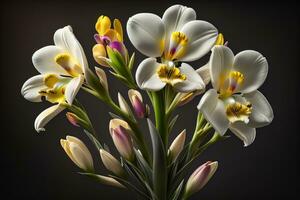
[66,112,80,127]
[100,149,125,177]
[168,130,186,161]
[109,119,134,161]
[118,93,133,117]
[128,89,146,118]
[95,67,108,92]
[184,161,218,198]
[93,44,110,67]
[109,41,128,61]
[60,136,94,172]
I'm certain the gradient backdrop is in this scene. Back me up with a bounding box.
[1,0,299,199]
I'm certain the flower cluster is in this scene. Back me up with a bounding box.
[21,4,273,200]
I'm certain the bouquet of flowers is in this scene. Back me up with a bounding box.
[21,4,273,200]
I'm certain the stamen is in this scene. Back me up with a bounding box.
[226,102,252,123]
[157,65,186,86]
[55,53,82,77]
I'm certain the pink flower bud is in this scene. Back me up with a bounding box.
[185,161,218,198]
[66,112,80,127]
[109,119,134,161]
[128,89,146,118]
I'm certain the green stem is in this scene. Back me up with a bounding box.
[152,90,168,147]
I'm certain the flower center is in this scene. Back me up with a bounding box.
[55,53,83,77]
[226,102,252,123]
[164,31,188,61]
[219,70,244,99]
[39,74,66,103]
[156,64,186,86]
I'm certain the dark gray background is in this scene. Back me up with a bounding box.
[1,0,299,199]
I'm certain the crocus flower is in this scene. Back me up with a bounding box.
[198,46,274,146]
[127,5,217,92]
[60,136,94,172]
[184,161,218,198]
[21,26,87,132]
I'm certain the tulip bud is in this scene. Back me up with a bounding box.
[93,44,110,67]
[118,93,133,117]
[99,149,125,177]
[128,89,146,118]
[66,112,80,127]
[109,119,134,161]
[95,67,108,92]
[168,130,186,161]
[184,161,218,198]
[60,136,94,172]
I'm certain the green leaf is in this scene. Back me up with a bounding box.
[128,52,135,70]
[168,115,179,134]
[109,112,122,119]
[84,130,103,150]
[134,149,153,186]
[79,172,124,188]
[147,119,167,200]
[170,180,184,200]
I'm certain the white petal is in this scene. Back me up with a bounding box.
[229,122,256,146]
[127,13,165,57]
[54,26,89,76]
[233,50,268,93]
[196,63,210,85]
[69,142,93,171]
[162,5,196,49]
[179,20,218,62]
[21,75,46,102]
[34,104,65,132]
[197,89,229,135]
[173,63,205,92]
[65,75,84,105]
[135,58,165,91]
[209,45,234,90]
[244,90,273,128]
[32,46,69,75]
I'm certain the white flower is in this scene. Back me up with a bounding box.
[127,4,218,62]
[21,26,87,132]
[198,46,273,146]
[128,5,217,92]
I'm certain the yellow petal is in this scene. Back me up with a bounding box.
[95,15,111,35]
[215,33,224,45]
[113,19,123,42]
[103,29,119,42]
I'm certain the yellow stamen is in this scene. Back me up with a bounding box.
[55,53,82,77]
[171,32,188,45]
[157,65,186,86]
[215,33,225,45]
[226,102,252,123]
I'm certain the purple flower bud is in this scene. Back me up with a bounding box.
[109,41,127,59]
[128,89,146,118]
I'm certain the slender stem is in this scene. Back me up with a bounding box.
[152,90,168,147]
